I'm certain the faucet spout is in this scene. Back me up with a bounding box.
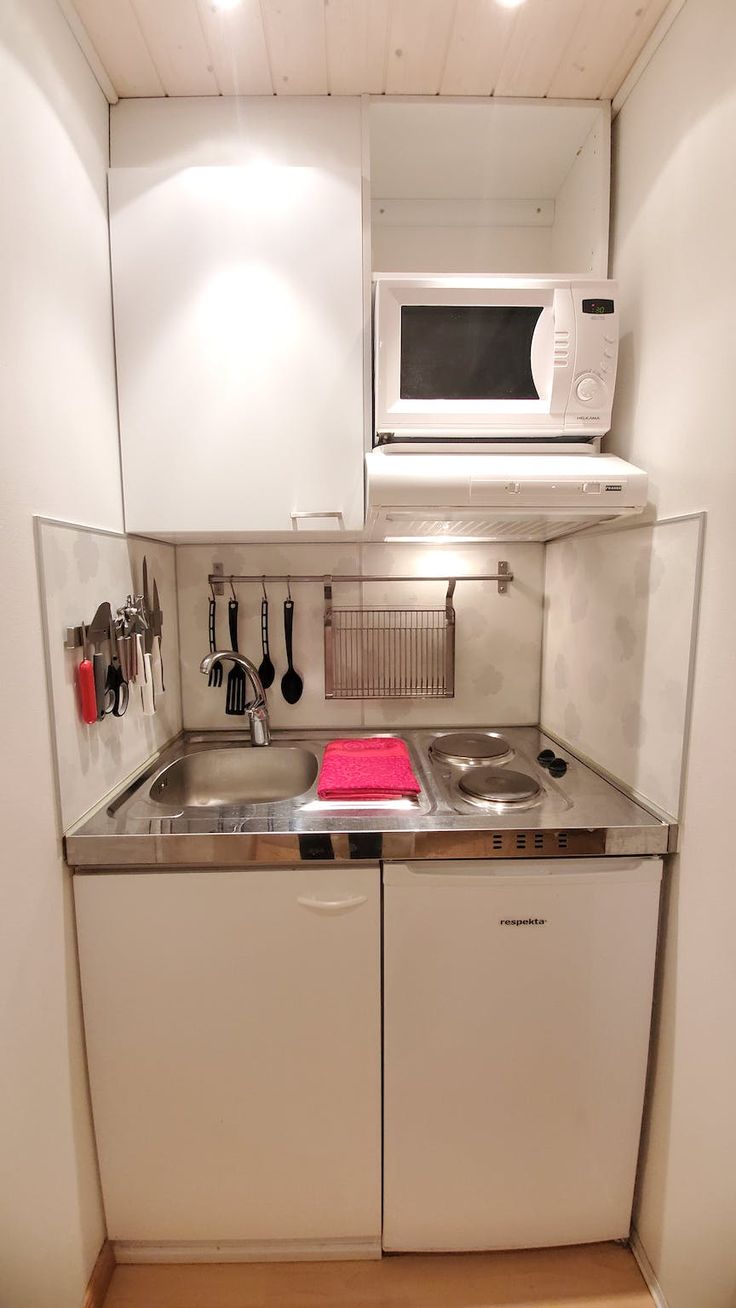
[199,651,271,747]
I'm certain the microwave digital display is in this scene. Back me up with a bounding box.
[399,305,543,402]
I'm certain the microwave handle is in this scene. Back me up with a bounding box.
[530,304,555,401]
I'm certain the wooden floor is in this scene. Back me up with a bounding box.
[103,1243,653,1308]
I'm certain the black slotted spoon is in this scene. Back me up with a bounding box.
[207,588,222,688]
[258,581,275,689]
[225,591,246,716]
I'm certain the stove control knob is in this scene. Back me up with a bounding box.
[549,758,568,778]
[537,750,555,767]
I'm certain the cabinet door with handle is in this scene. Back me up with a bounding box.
[74,867,381,1245]
[109,163,365,535]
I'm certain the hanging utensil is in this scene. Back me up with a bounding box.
[258,579,275,690]
[207,585,222,689]
[88,602,113,721]
[76,622,98,726]
[151,578,165,695]
[138,559,155,715]
[281,581,304,705]
[225,586,246,716]
[105,610,129,718]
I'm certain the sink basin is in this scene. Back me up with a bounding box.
[148,747,318,809]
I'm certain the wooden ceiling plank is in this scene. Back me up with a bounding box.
[493,0,589,99]
[130,0,220,96]
[440,0,517,96]
[71,0,164,97]
[599,0,675,100]
[260,0,328,95]
[385,0,458,96]
[195,0,273,96]
[325,0,391,95]
[548,0,671,99]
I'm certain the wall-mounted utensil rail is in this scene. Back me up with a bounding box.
[208,564,513,596]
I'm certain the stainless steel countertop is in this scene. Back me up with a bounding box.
[66,727,675,868]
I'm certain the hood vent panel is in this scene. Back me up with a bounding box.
[375,513,606,543]
[366,450,648,543]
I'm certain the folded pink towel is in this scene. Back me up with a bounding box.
[317,737,421,801]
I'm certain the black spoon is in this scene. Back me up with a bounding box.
[258,590,275,689]
[281,596,303,704]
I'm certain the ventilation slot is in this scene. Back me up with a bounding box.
[515,833,527,851]
[534,833,544,850]
[492,833,504,850]
[557,832,569,850]
[377,514,609,543]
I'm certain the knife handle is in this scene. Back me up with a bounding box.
[152,634,165,695]
[77,659,98,725]
[136,634,155,716]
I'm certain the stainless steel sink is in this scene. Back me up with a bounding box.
[148,747,318,809]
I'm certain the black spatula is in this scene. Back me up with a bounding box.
[225,596,246,716]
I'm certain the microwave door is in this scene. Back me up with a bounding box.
[399,304,544,404]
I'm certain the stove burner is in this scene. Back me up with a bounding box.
[458,766,543,809]
[430,731,513,767]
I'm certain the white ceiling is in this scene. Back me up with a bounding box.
[66,0,674,102]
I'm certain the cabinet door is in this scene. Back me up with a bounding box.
[109,164,365,535]
[75,867,381,1244]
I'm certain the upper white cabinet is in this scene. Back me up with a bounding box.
[109,100,365,538]
[370,100,610,277]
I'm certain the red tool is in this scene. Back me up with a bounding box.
[77,623,98,725]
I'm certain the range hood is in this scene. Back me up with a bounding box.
[366,450,648,543]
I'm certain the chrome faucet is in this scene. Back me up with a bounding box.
[199,651,271,747]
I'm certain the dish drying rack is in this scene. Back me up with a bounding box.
[209,565,512,701]
[325,577,456,700]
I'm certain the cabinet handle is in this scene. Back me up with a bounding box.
[290,511,345,530]
[297,894,367,914]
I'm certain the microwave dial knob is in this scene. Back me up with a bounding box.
[575,373,605,404]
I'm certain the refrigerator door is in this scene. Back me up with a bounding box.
[383,857,662,1251]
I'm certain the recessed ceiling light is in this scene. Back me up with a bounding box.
[211,0,241,11]
[495,0,527,8]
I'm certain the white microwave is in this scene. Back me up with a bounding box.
[374,276,619,445]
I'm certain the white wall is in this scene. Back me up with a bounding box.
[610,1,736,1304]
[540,516,702,818]
[0,2,122,1305]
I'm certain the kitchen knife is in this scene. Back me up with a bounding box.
[87,602,113,721]
[151,579,165,695]
[139,557,155,715]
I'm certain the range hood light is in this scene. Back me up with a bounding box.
[385,535,498,544]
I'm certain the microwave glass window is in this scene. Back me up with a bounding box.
[399,305,543,401]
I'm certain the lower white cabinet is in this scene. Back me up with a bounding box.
[74,867,381,1247]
